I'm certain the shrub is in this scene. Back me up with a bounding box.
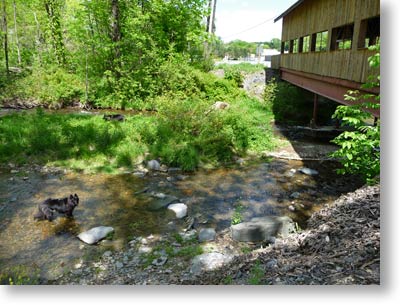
[7,66,85,107]
[263,80,312,124]
[224,68,244,87]
[145,97,252,170]
[330,43,380,184]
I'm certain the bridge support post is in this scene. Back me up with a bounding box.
[312,93,318,128]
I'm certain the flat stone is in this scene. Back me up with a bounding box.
[190,252,233,275]
[198,228,216,242]
[132,171,146,178]
[152,256,168,266]
[298,167,319,176]
[290,192,301,199]
[167,203,188,218]
[231,216,294,242]
[77,226,114,245]
[148,195,179,210]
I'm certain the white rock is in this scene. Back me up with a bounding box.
[190,252,233,275]
[77,226,114,245]
[147,160,161,171]
[167,203,188,219]
[298,167,319,176]
[138,245,152,254]
[212,101,230,110]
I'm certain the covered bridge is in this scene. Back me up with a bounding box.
[272,0,380,119]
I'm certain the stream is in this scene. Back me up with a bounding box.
[0,155,363,281]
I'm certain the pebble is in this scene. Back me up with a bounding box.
[152,256,168,266]
[103,251,112,258]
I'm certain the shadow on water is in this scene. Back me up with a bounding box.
[0,152,363,281]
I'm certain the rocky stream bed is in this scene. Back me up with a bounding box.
[48,183,379,285]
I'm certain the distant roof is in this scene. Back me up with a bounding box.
[274,0,305,23]
[262,49,280,56]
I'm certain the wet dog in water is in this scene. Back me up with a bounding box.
[34,194,79,221]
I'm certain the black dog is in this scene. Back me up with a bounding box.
[34,194,79,221]
[103,114,125,121]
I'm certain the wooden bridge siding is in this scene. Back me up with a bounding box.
[281,0,380,42]
[279,48,377,84]
[279,0,380,83]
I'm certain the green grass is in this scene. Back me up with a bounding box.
[248,260,265,285]
[0,67,278,173]
[215,63,265,74]
[0,265,40,285]
[0,109,150,173]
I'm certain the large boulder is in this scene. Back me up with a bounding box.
[77,226,114,245]
[231,216,294,242]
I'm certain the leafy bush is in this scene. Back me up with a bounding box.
[3,66,85,107]
[330,44,380,184]
[330,105,379,183]
[144,97,253,170]
[263,80,313,124]
[224,68,244,87]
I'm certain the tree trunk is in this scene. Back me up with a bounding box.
[211,0,217,34]
[2,0,9,74]
[110,0,121,76]
[44,0,66,66]
[33,11,42,65]
[12,0,21,66]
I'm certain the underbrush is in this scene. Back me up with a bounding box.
[0,95,276,172]
[0,60,278,172]
[0,66,85,107]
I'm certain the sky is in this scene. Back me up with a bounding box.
[214,0,298,42]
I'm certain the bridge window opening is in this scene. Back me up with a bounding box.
[281,41,289,54]
[293,38,299,53]
[313,31,328,52]
[301,35,310,53]
[331,24,354,50]
[358,16,380,48]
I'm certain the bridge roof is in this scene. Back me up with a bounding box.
[274,0,305,23]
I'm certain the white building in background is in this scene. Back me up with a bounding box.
[262,49,280,61]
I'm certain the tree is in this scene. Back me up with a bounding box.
[12,0,21,66]
[43,0,66,65]
[2,0,9,74]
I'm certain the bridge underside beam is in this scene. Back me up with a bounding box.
[280,68,380,118]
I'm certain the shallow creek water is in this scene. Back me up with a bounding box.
[0,157,364,280]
